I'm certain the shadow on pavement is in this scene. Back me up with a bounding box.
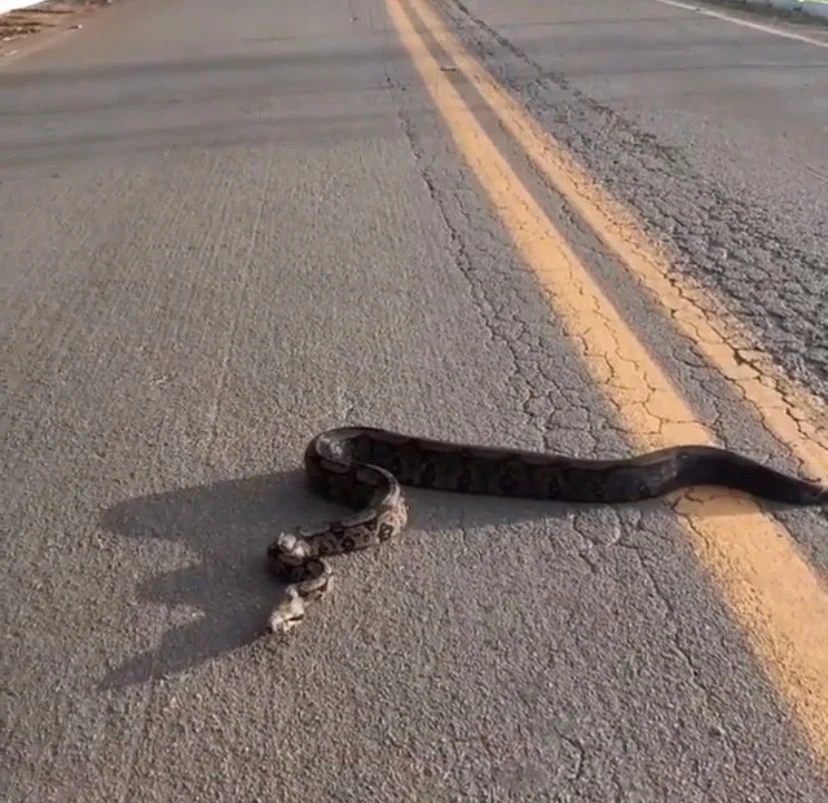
[97,467,581,690]
[97,460,803,690]
[97,469,305,690]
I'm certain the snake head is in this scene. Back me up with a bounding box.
[275,531,299,552]
[267,530,312,574]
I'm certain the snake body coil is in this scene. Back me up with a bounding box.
[265,426,827,633]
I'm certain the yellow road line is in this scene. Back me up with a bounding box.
[406,0,828,486]
[385,0,828,763]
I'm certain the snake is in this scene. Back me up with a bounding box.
[264,426,827,634]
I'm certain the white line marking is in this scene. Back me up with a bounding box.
[654,0,828,48]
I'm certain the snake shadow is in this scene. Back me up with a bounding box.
[96,468,799,690]
[96,468,575,690]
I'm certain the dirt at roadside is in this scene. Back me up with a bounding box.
[0,0,112,60]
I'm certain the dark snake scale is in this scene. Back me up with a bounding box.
[265,426,828,633]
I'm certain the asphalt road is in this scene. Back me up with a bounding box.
[2,0,827,800]
[445,0,828,401]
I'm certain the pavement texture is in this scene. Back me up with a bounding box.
[2,0,827,800]
[443,0,828,400]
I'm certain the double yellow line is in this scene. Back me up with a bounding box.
[385,0,828,763]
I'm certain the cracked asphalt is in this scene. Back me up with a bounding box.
[441,0,828,400]
[2,0,827,800]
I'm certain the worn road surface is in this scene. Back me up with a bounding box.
[2,0,828,800]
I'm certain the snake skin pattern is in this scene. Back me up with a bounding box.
[265,426,828,633]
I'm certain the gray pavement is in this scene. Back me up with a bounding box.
[2,0,827,800]
[441,0,828,400]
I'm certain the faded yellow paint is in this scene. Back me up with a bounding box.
[405,0,828,484]
[386,0,828,762]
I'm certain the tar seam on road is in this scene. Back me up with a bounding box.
[385,0,828,766]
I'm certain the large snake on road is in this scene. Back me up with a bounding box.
[265,426,827,634]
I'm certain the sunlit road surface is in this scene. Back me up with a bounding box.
[2,0,827,799]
